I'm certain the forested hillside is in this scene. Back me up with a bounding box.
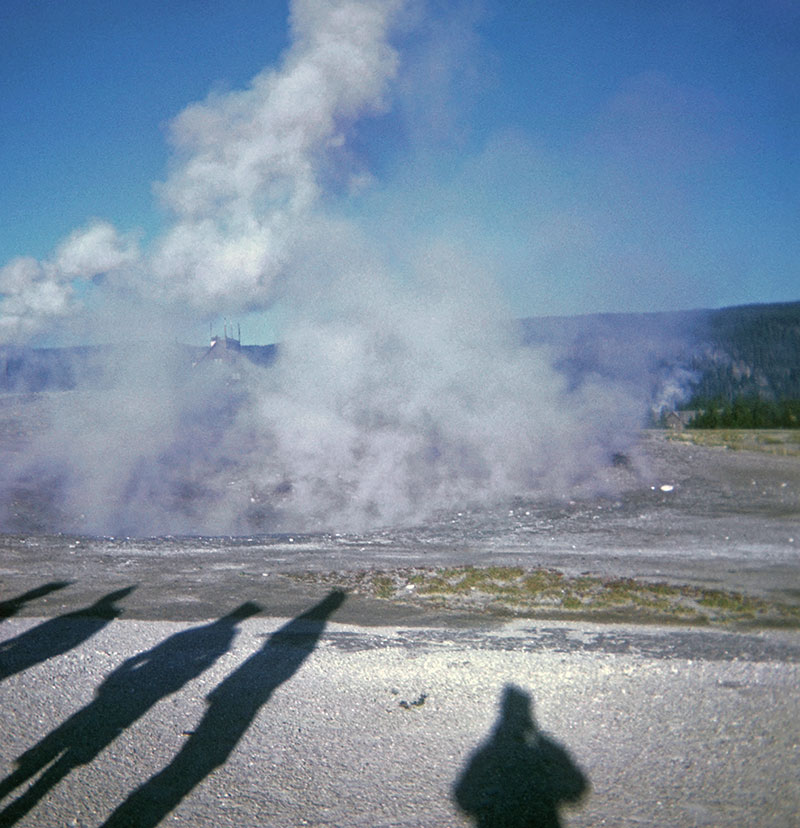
[686,302,800,403]
[522,301,800,411]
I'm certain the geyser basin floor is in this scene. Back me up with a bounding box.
[0,431,798,626]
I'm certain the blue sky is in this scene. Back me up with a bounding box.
[0,0,797,344]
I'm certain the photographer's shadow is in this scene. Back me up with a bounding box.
[454,684,589,828]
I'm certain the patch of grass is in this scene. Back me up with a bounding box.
[289,566,800,629]
[521,570,564,595]
[484,565,525,580]
[373,575,394,600]
[668,429,800,456]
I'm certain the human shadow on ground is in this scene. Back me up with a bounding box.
[453,684,589,828]
[101,589,346,828]
[0,586,135,682]
[0,601,262,826]
[0,582,72,621]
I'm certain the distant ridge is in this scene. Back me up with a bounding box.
[522,300,800,405]
[1,302,798,405]
[0,342,277,393]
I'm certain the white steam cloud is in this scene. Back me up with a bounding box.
[1,0,403,331]
[148,0,404,313]
[0,0,656,536]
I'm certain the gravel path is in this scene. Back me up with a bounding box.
[2,610,799,827]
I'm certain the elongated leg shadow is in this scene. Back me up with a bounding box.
[0,601,261,826]
[102,590,346,828]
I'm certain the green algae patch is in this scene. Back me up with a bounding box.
[666,429,800,456]
[289,566,800,629]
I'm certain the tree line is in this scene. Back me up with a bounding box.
[685,396,800,429]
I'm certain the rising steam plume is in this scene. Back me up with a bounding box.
[0,0,661,536]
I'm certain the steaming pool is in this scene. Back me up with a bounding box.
[1,431,798,624]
